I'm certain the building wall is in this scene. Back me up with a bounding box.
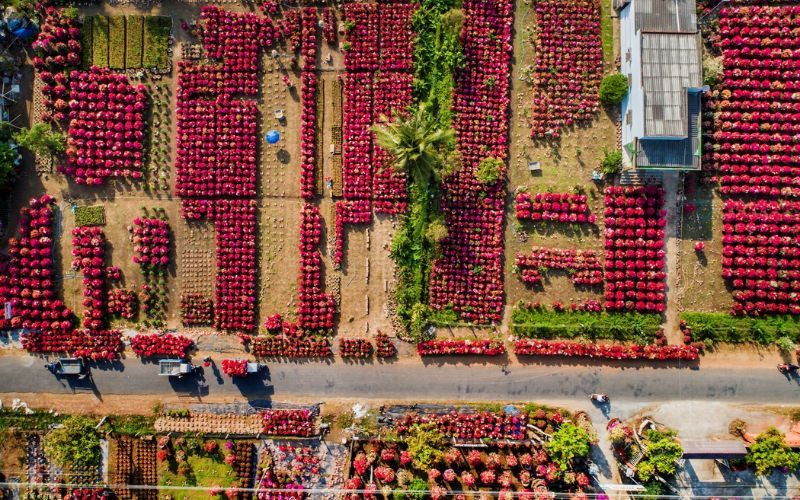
[619,0,644,166]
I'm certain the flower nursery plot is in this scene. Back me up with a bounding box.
[156,437,249,499]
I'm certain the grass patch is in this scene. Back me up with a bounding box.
[92,15,109,67]
[74,205,105,226]
[681,312,800,345]
[511,301,662,343]
[80,18,93,70]
[126,15,144,68]
[143,16,172,69]
[109,415,156,436]
[600,0,613,67]
[108,16,126,70]
[157,440,238,500]
[0,409,66,433]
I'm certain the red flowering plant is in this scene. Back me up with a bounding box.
[297,204,336,330]
[515,192,596,224]
[253,335,332,358]
[261,409,314,437]
[180,294,214,326]
[131,216,170,270]
[71,226,108,331]
[107,288,137,320]
[342,73,374,200]
[343,3,379,71]
[514,339,699,361]
[32,8,82,122]
[515,246,603,287]
[529,0,603,138]
[130,333,194,359]
[374,332,397,358]
[417,339,507,356]
[394,410,527,441]
[338,338,372,359]
[221,358,248,377]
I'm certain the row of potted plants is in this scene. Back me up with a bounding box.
[338,338,372,359]
[429,0,513,325]
[261,409,315,437]
[394,410,528,441]
[131,216,170,269]
[417,339,507,356]
[298,204,336,330]
[33,8,82,122]
[371,72,411,215]
[252,335,332,358]
[299,68,318,199]
[514,339,699,361]
[71,226,107,331]
[342,73,374,200]
[130,333,194,359]
[221,358,248,377]
[603,186,667,313]
[378,3,414,71]
[334,200,372,266]
[515,246,603,286]
[180,293,214,326]
[515,191,596,223]
[530,0,603,138]
[60,68,147,185]
[343,3,379,71]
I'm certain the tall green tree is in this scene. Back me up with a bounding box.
[746,427,800,476]
[13,124,65,160]
[43,415,101,471]
[546,423,592,473]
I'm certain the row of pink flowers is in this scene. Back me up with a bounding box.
[603,186,667,313]
[131,217,170,269]
[394,410,527,441]
[338,338,372,359]
[417,339,507,356]
[343,73,374,200]
[530,0,602,138]
[514,339,699,361]
[300,71,318,199]
[515,246,603,286]
[322,8,337,44]
[298,204,336,330]
[378,3,413,71]
[71,226,107,331]
[261,409,314,437]
[253,335,332,358]
[33,9,81,122]
[343,3,379,71]
[429,0,513,325]
[130,333,194,359]
[515,191,595,223]
[334,200,371,266]
[372,72,411,215]
[59,68,146,185]
[375,332,397,358]
[108,288,137,319]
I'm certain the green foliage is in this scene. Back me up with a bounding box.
[13,124,65,159]
[406,478,428,500]
[600,0,613,65]
[775,336,796,354]
[703,54,724,88]
[0,142,19,189]
[476,157,503,185]
[110,415,156,435]
[126,16,144,68]
[143,16,172,69]
[746,428,800,476]
[404,422,447,470]
[44,416,101,471]
[601,148,623,175]
[0,409,65,433]
[423,217,448,246]
[681,312,800,344]
[636,429,683,482]
[74,205,106,226]
[511,302,662,343]
[108,16,126,69]
[546,423,592,472]
[92,15,109,67]
[598,73,629,105]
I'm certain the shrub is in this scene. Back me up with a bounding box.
[600,148,623,175]
[424,217,448,246]
[13,124,65,159]
[476,156,503,184]
[775,336,796,355]
[746,427,800,476]
[637,429,683,482]
[546,423,592,473]
[598,73,628,105]
[92,15,109,67]
[74,205,106,226]
[405,422,447,470]
[44,416,101,471]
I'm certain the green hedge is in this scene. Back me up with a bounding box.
[143,16,172,69]
[511,302,662,344]
[125,15,144,68]
[108,16,126,70]
[92,16,109,67]
[80,18,93,70]
[681,312,800,345]
[74,205,105,227]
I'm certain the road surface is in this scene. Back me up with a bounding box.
[0,354,797,403]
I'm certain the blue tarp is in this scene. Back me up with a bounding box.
[12,26,37,40]
[265,130,280,144]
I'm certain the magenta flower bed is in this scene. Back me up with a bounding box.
[261,409,314,437]
[515,246,603,286]
[334,200,372,266]
[343,73,375,200]
[300,69,318,199]
[372,72,412,215]
[429,0,513,325]
[514,192,595,224]
[514,339,699,361]
[71,226,108,331]
[603,186,667,313]
[338,338,372,359]
[130,333,194,359]
[378,3,413,71]
[417,339,507,356]
[343,3,379,71]
[61,68,147,185]
[132,217,170,269]
[530,0,603,138]
[298,204,336,330]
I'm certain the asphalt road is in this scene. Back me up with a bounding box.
[0,355,798,403]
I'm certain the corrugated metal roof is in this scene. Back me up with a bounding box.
[634,0,697,33]
[641,32,702,137]
[636,90,701,169]
[681,439,748,458]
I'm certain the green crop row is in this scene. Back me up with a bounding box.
[92,16,109,67]
[125,15,144,68]
[108,16,126,70]
[143,16,172,69]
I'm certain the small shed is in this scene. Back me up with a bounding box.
[680,439,748,460]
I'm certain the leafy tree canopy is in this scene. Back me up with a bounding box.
[546,423,592,472]
[43,415,101,471]
[746,427,800,476]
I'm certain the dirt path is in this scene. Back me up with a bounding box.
[662,171,683,344]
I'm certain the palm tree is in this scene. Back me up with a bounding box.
[371,103,456,191]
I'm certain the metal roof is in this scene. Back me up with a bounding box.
[634,0,697,33]
[681,439,748,459]
[641,32,702,137]
[636,90,701,169]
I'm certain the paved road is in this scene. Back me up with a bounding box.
[0,354,798,403]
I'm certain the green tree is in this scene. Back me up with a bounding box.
[43,416,101,471]
[601,148,623,175]
[476,157,503,185]
[0,142,19,189]
[546,423,592,472]
[636,429,683,482]
[404,422,447,470]
[599,73,629,105]
[746,427,800,476]
[13,124,65,160]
